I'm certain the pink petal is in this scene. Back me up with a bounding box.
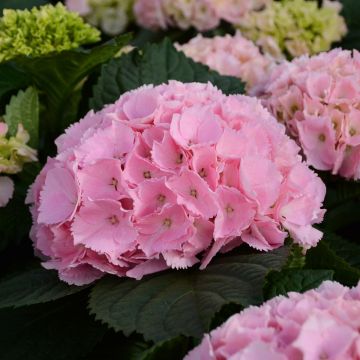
[38,167,79,225]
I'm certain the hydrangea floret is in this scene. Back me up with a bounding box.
[237,0,347,59]
[258,49,360,180]
[0,3,100,62]
[66,0,134,35]
[0,122,37,207]
[176,32,274,91]
[28,81,325,286]
[186,280,360,360]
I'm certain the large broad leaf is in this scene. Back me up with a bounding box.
[90,38,245,111]
[12,34,131,144]
[0,63,30,100]
[89,246,289,342]
[306,231,360,286]
[0,267,87,309]
[0,295,106,360]
[4,87,39,147]
[264,269,334,300]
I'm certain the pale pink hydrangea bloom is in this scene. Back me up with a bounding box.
[134,0,269,31]
[0,176,14,207]
[258,49,360,180]
[176,32,274,91]
[212,0,270,25]
[186,280,360,360]
[65,0,91,16]
[27,81,325,285]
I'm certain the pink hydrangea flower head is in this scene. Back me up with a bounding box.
[259,48,360,179]
[134,0,268,31]
[176,32,274,92]
[186,280,360,360]
[134,0,219,31]
[28,81,325,285]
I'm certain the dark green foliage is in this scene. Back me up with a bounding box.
[90,38,245,111]
[264,269,334,300]
[89,247,289,342]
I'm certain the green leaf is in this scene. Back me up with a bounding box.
[140,337,190,360]
[306,232,360,286]
[264,269,334,300]
[3,87,39,147]
[0,267,87,309]
[0,295,106,360]
[12,34,131,142]
[0,63,30,100]
[89,246,289,342]
[320,232,360,268]
[322,200,360,232]
[90,38,245,111]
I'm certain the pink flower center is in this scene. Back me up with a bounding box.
[199,168,207,178]
[190,188,198,198]
[349,127,356,136]
[110,177,118,191]
[157,194,166,203]
[318,134,326,142]
[290,104,298,114]
[108,215,120,225]
[225,205,234,214]
[176,153,184,164]
[143,171,152,179]
[163,218,172,228]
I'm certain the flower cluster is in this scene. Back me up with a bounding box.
[237,0,347,60]
[259,49,360,180]
[28,82,325,286]
[134,0,270,31]
[66,0,134,35]
[0,3,100,62]
[186,280,360,360]
[176,32,274,91]
[0,122,37,207]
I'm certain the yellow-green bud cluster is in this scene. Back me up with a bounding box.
[237,0,347,59]
[85,0,134,35]
[0,3,100,63]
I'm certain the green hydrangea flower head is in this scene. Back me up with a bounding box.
[0,123,37,174]
[66,0,135,35]
[0,3,101,63]
[236,0,347,59]
[86,0,134,35]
